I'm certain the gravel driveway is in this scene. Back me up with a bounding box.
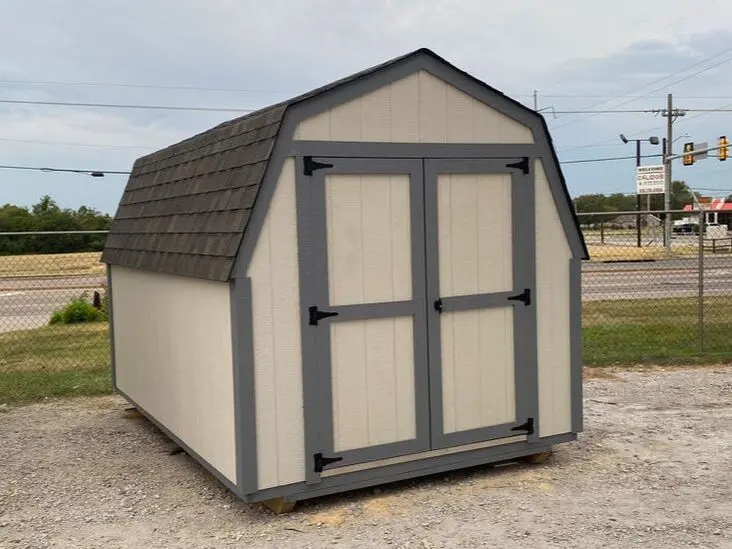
[1,366,730,548]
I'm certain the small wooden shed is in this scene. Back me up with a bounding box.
[103,48,587,506]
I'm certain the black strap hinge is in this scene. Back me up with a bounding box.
[507,288,531,306]
[434,299,443,313]
[511,417,535,435]
[313,452,343,473]
[309,305,339,326]
[506,157,530,174]
[303,156,334,176]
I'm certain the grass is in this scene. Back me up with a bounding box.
[0,251,104,278]
[583,296,732,366]
[1,296,730,405]
[0,323,111,405]
[586,244,704,261]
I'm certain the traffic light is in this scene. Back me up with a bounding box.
[683,142,695,166]
[720,136,728,161]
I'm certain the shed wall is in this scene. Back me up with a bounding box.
[535,160,573,437]
[294,71,534,144]
[110,266,236,482]
[246,158,305,490]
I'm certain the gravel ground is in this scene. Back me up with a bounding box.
[1,366,730,549]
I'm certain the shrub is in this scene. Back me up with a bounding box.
[49,296,104,325]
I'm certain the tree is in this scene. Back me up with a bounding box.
[0,196,112,255]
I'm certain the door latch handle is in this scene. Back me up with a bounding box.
[507,288,531,306]
[309,306,339,326]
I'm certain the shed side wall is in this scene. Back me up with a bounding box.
[111,266,236,482]
[535,159,573,437]
[294,70,534,144]
[246,157,305,490]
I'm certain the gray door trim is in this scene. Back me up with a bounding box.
[424,158,539,450]
[300,156,430,480]
[290,141,540,159]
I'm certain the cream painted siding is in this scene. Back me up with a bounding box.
[325,174,412,305]
[331,317,416,452]
[246,158,305,490]
[535,160,573,437]
[441,308,516,433]
[437,173,513,296]
[111,266,236,483]
[294,70,534,144]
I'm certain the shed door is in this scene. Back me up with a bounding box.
[300,157,430,483]
[425,159,538,449]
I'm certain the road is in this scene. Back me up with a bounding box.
[0,276,106,333]
[0,262,730,333]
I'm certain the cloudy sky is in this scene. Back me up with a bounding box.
[1,0,732,213]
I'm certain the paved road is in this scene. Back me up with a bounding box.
[1,261,730,333]
[0,281,105,333]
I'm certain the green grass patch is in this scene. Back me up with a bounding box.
[583,296,732,366]
[0,323,111,405]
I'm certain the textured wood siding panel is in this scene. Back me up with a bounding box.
[246,158,305,490]
[535,160,572,437]
[437,174,513,297]
[294,70,534,144]
[441,308,516,433]
[111,266,236,482]
[331,317,416,452]
[325,174,412,306]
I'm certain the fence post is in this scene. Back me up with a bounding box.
[697,211,704,353]
[600,220,605,244]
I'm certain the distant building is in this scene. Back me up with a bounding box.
[683,198,732,230]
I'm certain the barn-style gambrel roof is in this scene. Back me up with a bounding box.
[102,48,587,281]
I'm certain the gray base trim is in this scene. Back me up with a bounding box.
[245,433,576,503]
[116,387,239,497]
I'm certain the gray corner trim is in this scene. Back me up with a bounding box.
[229,277,258,495]
[106,265,117,392]
[247,432,575,503]
[290,141,539,159]
[570,258,584,433]
[116,387,239,496]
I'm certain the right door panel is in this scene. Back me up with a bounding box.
[425,159,538,449]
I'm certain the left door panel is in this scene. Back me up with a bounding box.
[299,158,429,482]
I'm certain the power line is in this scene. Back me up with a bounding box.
[561,153,663,165]
[0,137,158,151]
[0,78,293,94]
[0,99,256,112]
[0,164,130,175]
[550,45,732,130]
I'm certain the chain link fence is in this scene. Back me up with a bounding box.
[1,220,730,405]
[581,209,732,366]
[0,231,110,405]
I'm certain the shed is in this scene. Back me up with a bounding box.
[103,48,588,507]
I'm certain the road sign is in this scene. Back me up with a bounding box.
[636,165,666,194]
[695,142,708,160]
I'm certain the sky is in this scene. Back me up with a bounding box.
[1,0,732,213]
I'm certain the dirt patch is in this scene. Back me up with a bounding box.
[0,367,730,548]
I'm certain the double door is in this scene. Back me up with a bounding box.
[298,156,537,482]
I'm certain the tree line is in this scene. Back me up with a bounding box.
[0,195,112,255]
[573,181,731,225]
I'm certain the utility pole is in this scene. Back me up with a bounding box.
[533,90,538,111]
[664,93,673,250]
